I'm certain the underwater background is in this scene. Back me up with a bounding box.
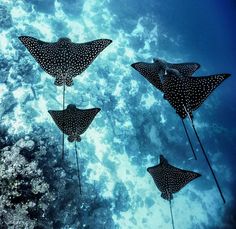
[0,0,236,228]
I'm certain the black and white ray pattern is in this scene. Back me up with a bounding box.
[152,58,200,77]
[19,36,112,86]
[170,62,200,76]
[162,73,231,119]
[147,155,201,200]
[131,62,163,91]
[48,104,101,142]
[131,59,200,92]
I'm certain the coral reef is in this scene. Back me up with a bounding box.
[0,136,52,229]
[0,127,117,228]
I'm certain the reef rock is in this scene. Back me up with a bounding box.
[0,5,12,29]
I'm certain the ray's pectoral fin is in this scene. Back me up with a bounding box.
[161,191,173,200]
[171,63,200,76]
[189,73,230,112]
[131,62,163,92]
[160,155,168,165]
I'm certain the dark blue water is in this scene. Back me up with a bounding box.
[0,0,235,228]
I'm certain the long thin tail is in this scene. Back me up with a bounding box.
[191,120,226,204]
[181,118,197,160]
[169,198,175,229]
[75,141,82,195]
[62,84,65,161]
[183,105,225,203]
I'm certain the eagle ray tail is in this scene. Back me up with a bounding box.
[190,119,226,204]
[169,198,175,229]
[183,105,225,203]
[181,118,197,160]
[191,119,225,204]
[75,141,82,195]
[62,84,65,161]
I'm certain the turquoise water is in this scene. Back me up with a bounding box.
[0,0,235,228]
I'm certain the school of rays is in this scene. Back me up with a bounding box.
[0,1,234,228]
[18,34,230,229]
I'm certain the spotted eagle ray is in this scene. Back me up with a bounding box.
[161,72,230,203]
[131,59,200,160]
[131,58,200,91]
[18,36,112,87]
[132,59,230,203]
[19,36,111,159]
[147,155,201,229]
[48,104,101,194]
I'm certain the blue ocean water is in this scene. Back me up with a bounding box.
[0,0,235,228]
